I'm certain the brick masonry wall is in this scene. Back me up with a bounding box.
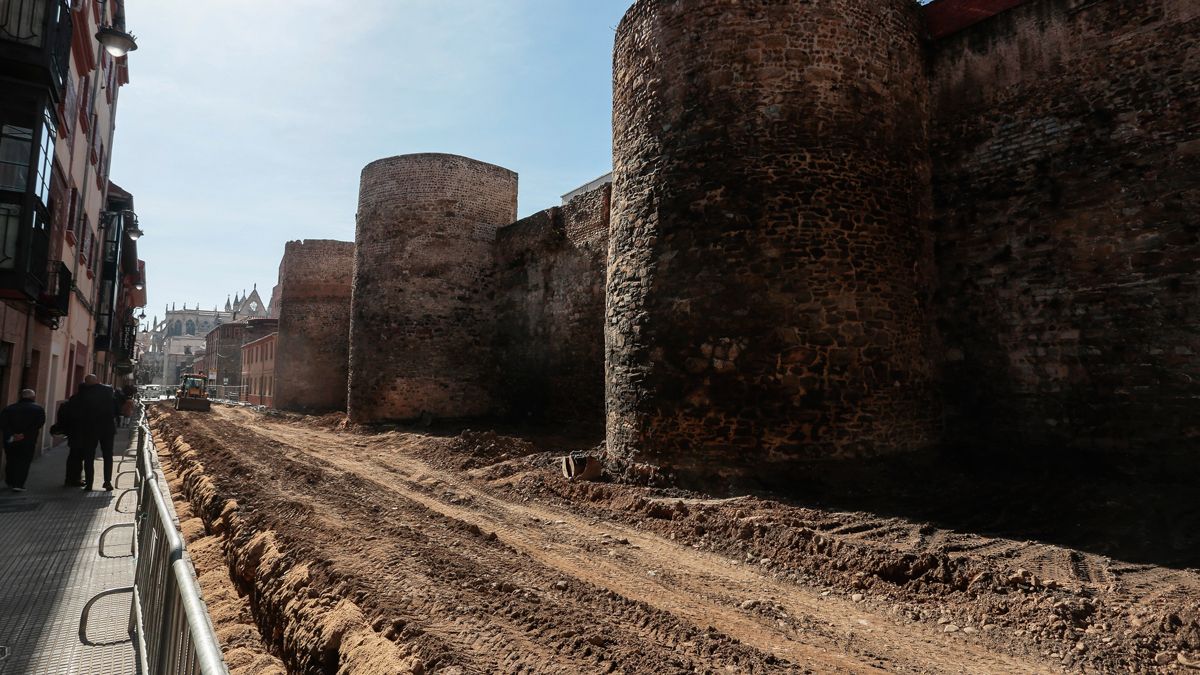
[929,0,1200,450]
[493,184,610,427]
[349,154,518,423]
[242,332,277,407]
[273,240,355,413]
[205,323,245,390]
[608,0,940,482]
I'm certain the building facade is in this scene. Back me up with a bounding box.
[241,331,276,407]
[202,314,275,400]
[1,0,145,450]
[141,288,270,387]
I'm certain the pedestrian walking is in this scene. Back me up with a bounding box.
[114,386,129,428]
[119,384,138,427]
[0,390,46,492]
[51,394,91,488]
[68,374,119,491]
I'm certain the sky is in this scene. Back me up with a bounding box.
[110,0,631,322]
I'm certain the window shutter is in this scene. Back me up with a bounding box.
[60,77,77,136]
[77,76,89,132]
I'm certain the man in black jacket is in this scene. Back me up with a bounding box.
[1,390,46,492]
[52,394,91,488]
[70,374,119,491]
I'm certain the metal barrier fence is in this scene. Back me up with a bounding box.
[81,418,228,674]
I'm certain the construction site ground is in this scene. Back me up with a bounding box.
[147,404,1200,674]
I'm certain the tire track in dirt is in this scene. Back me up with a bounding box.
[159,408,813,674]
[231,407,1054,675]
[160,405,1200,673]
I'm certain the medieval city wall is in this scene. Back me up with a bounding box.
[273,239,355,413]
[349,154,518,423]
[492,184,610,427]
[321,0,1198,485]
[928,0,1200,450]
[607,0,939,483]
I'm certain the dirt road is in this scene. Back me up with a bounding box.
[149,405,1199,674]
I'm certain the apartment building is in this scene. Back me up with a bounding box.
[0,0,144,448]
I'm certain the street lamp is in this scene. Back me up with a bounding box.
[96,26,138,58]
[124,211,144,240]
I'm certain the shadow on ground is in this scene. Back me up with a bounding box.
[755,445,1200,570]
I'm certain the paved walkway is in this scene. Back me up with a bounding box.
[0,430,139,674]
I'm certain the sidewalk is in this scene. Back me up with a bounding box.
[0,428,139,674]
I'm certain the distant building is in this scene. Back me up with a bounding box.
[561,173,611,205]
[241,331,277,407]
[144,286,269,385]
[204,322,244,398]
[203,315,276,399]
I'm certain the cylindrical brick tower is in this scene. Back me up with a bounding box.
[349,153,518,423]
[607,0,940,482]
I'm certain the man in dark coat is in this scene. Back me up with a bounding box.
[52,394,92,488]
[69,374,119,491]
[1,389,46,492]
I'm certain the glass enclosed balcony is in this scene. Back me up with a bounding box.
[0,94,55,301]
[0,0,72,96]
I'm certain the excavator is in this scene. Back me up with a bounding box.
[175,373,212,412]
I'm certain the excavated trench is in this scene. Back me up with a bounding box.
[148,404,1200,674]
[152,419,421,674]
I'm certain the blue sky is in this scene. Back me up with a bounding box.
[111,0,631,321]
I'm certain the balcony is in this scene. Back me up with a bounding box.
[0,0,72,98]
[34,259,69,326]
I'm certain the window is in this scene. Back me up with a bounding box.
[0,0,47,47]
[185,320,195,335]
[49,170,67,238]
[103,55,114,104]
[77,75,90,132]
[0,125,33,192]
[67,186,80,241]
[0,343,11,407]
[79,222,90,265]
[60,77,77,138]
[35,109,55,206]
[0,204,19,271]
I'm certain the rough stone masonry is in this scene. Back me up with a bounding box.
[607,0,941,484]
[338,0,1196,485]
[349,154,518,423]
[274,239,355,413]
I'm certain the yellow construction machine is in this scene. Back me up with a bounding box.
[175,373,212,412]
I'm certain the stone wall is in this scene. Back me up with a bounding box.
[608,0,940,482]
[493,184,609,427]
[929,0,1200,450]
[273,240,355,413]
[349,154,518,423]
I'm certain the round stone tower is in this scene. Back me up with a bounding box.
[607,0,939,481]
[349,153,518,423]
